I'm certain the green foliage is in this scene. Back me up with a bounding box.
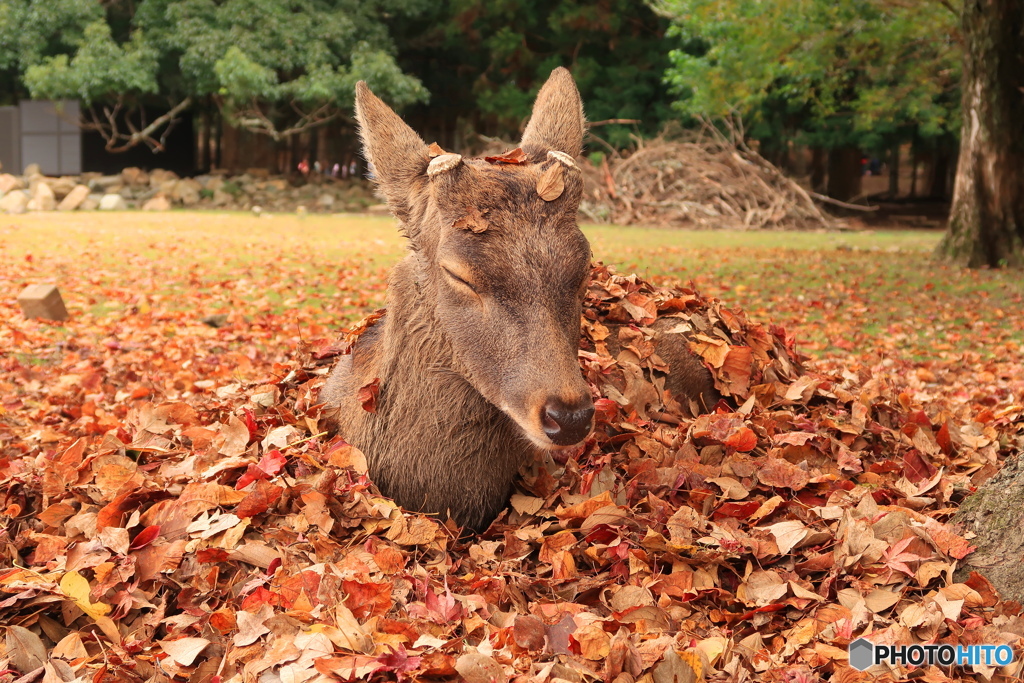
[658,0,961,150]
[24,21,160,105]
[136,0,426,112]
[391,0,679,147]
[11,0,428,140]
[0,0,109,103]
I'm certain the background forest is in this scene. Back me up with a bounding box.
[0,0,960,197]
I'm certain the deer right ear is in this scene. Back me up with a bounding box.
[520,67,586,162]
[355,81,430,223]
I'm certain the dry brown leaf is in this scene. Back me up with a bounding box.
[537,162,565,201]
[158,637,211,666]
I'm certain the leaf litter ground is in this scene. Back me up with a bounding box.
[1,214,1023,683]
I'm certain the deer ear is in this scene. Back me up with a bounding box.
[520,67,586,161]
[355,81,429,222]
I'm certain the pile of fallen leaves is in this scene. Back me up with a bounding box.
[2,264,1023,683]
[578,136,839,231]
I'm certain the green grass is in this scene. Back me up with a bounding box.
[2,212,1021,362]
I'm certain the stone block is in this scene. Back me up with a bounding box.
[149,169,179,187]
[99,194,128,210]
[0,173,24,194]
[58,185,90,211]
[142,194,172,211]
[171,178,202,206]
[121,167,149,187]
[50,176,78,199]
[27,181,56,211]
[0,190,29,214]
[17,284,68,322]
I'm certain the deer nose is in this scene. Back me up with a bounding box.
[541,398,595,446]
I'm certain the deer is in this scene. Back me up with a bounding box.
[321,68,717,532]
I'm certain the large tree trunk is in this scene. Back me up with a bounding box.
[953,450,1024,601]
[938,0,1024,268]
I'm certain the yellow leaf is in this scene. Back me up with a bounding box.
[60,570,110,620]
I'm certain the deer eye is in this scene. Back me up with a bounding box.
[442,267,478,293]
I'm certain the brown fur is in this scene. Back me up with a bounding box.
[322,68,716,531]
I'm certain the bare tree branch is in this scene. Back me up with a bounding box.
[76,96,193,153]
[215,96,350,141]
[587,118,641,128]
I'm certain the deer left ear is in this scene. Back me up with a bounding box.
[355,81,430,223]
[520,67,586,162]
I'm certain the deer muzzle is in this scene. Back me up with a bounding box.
[540,396,595,446]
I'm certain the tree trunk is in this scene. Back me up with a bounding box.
[197,108,209,172]
[909,149,918,198]
[888,143,899,197]
[927,145,951,200]
[810,147,826,193]
[938,0,1024,268]
[826,146,862,201]
[953,450,1024,601]
[212,108,222,170]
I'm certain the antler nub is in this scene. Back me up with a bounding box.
[427,153,463,177]
[546,150,576,168]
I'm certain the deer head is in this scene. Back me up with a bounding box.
[355,68,595,449]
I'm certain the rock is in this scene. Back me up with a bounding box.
[171,179,202,206]
[266,179,289,192]
[50,177,78,200]
[246,167,270,179]
[90,175,123,191]
[317,193,335,209]
[57,185,90,211]
[367,203,390,214]
[121,167,149,187]
[23,162,41,177]
[27,181,56,211]
[212,189,232,206]
[17,284,68,322]
[149,169,179,187]
[0,190,29,214]
[0,173,25,194]
[142,194,172,211]
[99,194,128,211]
[205,176,225,192]
[81,195,102,211]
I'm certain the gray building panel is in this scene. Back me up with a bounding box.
[16,100,81,175]
[0,106,21,174]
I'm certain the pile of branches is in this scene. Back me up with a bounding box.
[578,131,842,230]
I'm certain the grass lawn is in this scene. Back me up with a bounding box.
[2,211,1021,363]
